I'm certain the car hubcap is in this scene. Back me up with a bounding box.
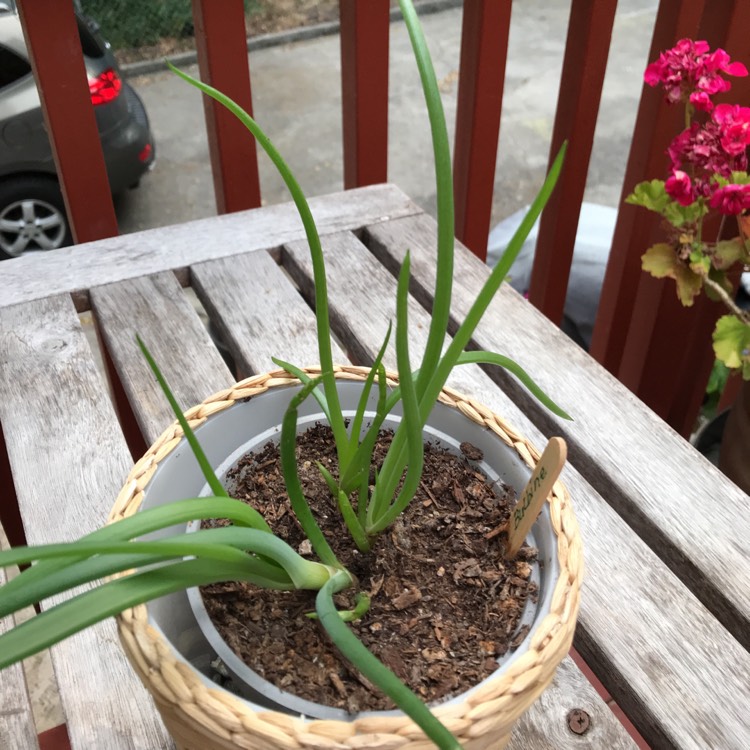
[0,198,67,257]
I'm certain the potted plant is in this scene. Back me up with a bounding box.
[0,2,582,748]
[628,38,750,492]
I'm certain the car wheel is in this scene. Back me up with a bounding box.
[0,177,71,260]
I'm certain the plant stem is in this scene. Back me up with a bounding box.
[703,275,750,324]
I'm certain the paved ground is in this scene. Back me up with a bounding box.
[114,0,658,237]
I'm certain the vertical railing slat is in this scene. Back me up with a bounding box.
[453,0,512,261]
[340,0,390,189]
[192,0,261,214]
[590,0,705,373]
[526,0,618,325]
[16,0,118,244]
[592,0,750,434]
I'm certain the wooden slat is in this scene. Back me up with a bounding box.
[192,0,262,213]
[285,227,750,748]
[453,0,512,260]
[90,272,234,445]
[283,232,411,368]
[364,213,750,650]
[508,657,637,749]
[0,561,40,750]
[340,0,390,188]
[16,0,118,243]
[0,296,169,749]
[191,251,346,378]
[528,0,617,324]
[0,184,419,312]
[617,277,719,434]
[590,0,705,372]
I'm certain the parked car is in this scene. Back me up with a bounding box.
[0,4,155,259]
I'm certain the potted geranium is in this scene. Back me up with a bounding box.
[627,38,750,492]
[0,2,582,748]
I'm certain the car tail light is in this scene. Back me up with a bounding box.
[88,68,122,106]
[138,143,153,163]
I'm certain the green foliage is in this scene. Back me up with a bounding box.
[713,237,750,269]
[81,0,195,49]
[626,180,706,227]
[641,243,703,306]
[662,199,707,228]
[713,315,750,377]
[703,358,730,417]
[626,179,670,212]
[81,0,256,50]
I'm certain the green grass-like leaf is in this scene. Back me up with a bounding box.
[346,322,392,468]
[373,144,567,510]
[398,0,454,406]
[368,254,424,531]
[456,350,571,420]
[0,497,274,618]
[317,463,370,552]
[272,358,332,423]
[137,336,232,502]
[0,558,275,670]
[168,63,349,463]
[280,376,341,568]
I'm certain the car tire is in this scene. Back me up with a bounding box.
[0,176,72,260]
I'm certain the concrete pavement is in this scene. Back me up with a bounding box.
[114,0,658,237]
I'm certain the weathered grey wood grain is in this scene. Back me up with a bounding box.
[285,229,750,749]
[364,213,750,650]
[508,657,637,749]
[0,562,39,750]
[0,184,419,312]
[283,232,419,370]
[191,250,346,378]
[90,272,235,445]
[0,296,171,749]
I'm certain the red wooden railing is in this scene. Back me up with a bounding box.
[14,0,750,439]
[592,0,750,436]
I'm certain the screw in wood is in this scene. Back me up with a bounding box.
[567,708,591,735]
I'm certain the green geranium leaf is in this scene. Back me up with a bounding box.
[706,358,730,395]
[626,180,669,212]
[663,199,706,228]
[729,171,750,185]
[712,238,747,270]
[688,249,710,277]
[642,243,703,306]
[713,315,750,378]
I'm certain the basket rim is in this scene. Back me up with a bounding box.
[111,365,583,747]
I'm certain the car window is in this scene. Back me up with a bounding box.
[0,44,31,89]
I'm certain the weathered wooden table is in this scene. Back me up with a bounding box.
[1,185,748,749]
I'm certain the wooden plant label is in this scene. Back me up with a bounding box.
[505,437,567,559]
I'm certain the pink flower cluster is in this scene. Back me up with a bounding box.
[645,40,750,215]
[644,38,747,112]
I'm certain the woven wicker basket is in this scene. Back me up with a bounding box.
[111,366,583,749]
